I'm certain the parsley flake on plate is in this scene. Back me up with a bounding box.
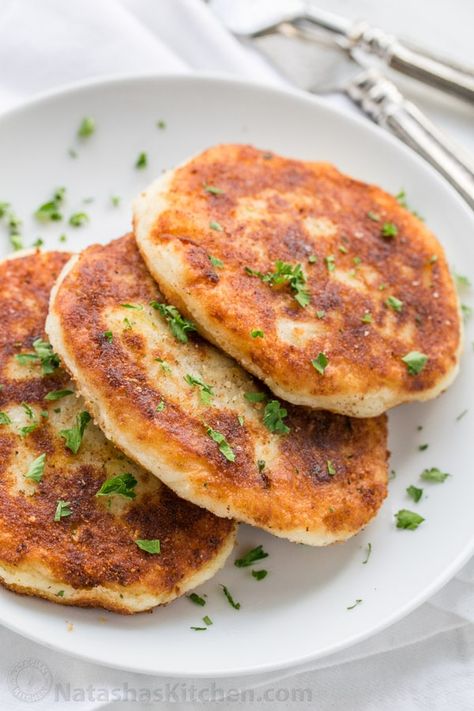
[421,467,449,482]
[205,426,235,461]
[77,116,95,138]
[25,453,46,482]
[406,485,423,503]
[187,593,206,606]
[135,152,148,169]
[150,302,197,343]
[263,400,290,435]
[220,584,240,610]
[252,570,268,581]
[34,187,65,223]
[135,539,161,554]
[69,212,89,227]
[395,509,424,530]
[16,338,60,375]
[60,411,91,454]
[347,599,363,610]
[401,351,428,375]
[235,545,269,568]
[54,500,72,521]
[311,352,328,375]
[96,472,137,499]
[202,615,213,625]
[362,543,372,565]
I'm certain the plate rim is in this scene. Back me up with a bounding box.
[0,71,473,678]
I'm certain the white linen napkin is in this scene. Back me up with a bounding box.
[0,1,472,709]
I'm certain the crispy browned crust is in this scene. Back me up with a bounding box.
[133,144,461,416]
[47,235,388,545]
[0,251,235,613]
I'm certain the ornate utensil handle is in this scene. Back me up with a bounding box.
[347,69,474,210]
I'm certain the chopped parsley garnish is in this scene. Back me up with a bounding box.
[69,212,89,227]
[263,400,290,434]
[60,411,91,454]
[220,584,240,609]
[362,542,372,565]
[0,412,11,425]
[338,245,348,254]
[56,590,65,597]
[59,234,67,243]
[385,295,403,312]
[45,389,74,401]
[453,271,471,289]
[252,570,268,581]
[456,409,468,421]
[311,352,328,375]
[135,539,161,554]
[190,626,207,631]
[244,391,266,403]
[324,255,336,272]
[381,222,398,238]
[123,318,133,331]
[135,152,148,169]
[238,415,245,426]
[187,592,206,606]
[54,500,72,521]
[347,599,363,610]
[204,184,224,195]
[25,453,46,482]
[103,331,113,342]
[395,509,424,530]
[401,351,428,375]
[257,460,266,473]
[367,211,380,222]
[96,472,137,499]
[156,400,166,412]
[150,302,197,343]
[184,374,214,405]
[245,261,310,308]
[77,117,95,138]
[361,312,372,323]
[308,254,317,264]
[418,443,428,451]
[421,467,449,482]
[326,460,336,476]
[121,303,143,310]
[209,221,223,231]
[19,423,38,437]
[22,402,34,419]
[406,485,423,503]
[205,426,235,461]
[316,310,326,319]
[35,187,65,222]
[16,338,60,375]
[155,357,171,373]
[461,304,472,321]
[202,615,213,626]
[235,545,269,568]
[250,329,264,338]
[111,195,121,207]
[156,119,166,129]
[353,256,362,265]
[32,238,44,247]
[209,255,223,268]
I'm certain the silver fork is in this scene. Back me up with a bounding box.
[210,0,474,209]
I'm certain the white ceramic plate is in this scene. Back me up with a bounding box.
[0,74,473,678]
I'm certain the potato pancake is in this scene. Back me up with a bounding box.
[133,144,461,417]
[0,251,236,614]
[47,234,388,546]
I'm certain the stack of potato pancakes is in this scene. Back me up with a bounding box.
[0,145,461,613]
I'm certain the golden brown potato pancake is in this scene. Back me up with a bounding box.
[47,234,388,546]
[0,251,236,614]
[133,144,461,417]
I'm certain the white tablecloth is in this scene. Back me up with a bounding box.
[0,1,473,709]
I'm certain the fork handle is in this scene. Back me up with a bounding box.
[345,21,474,103]
[346,70,474,210]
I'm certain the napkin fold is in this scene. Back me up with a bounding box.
[0,1,472,709]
